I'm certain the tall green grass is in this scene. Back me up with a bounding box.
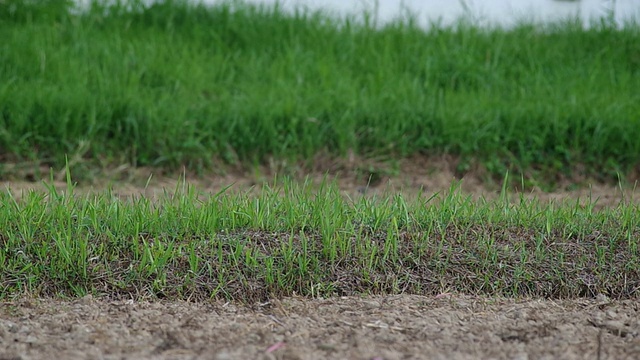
[0,178,639,301]
[1,0,640,180]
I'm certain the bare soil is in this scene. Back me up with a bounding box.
[1,294,639,360]
[2,155,639,208]
[1,160,639,359]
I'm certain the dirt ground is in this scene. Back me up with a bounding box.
[1,160,639,360]
[1,294,639,360]
[2,155,639,207]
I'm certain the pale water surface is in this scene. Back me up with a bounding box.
[197,0,639,27]
[72,0,640,28]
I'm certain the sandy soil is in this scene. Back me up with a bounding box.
[1,294,639,360]
[2,155,639,208]
[1,160,639,360]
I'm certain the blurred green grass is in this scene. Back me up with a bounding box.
[1,0,640,182]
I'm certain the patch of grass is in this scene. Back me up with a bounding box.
[1,1,640,182]
[0,178,638,302]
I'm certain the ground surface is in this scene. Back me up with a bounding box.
[1,165,639,359]
[1,294,639,360]
[3,156,639,207]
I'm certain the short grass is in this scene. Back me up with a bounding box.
[2,0,640,182]
[1,176,638,302]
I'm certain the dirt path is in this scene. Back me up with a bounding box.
[1,294,639,360]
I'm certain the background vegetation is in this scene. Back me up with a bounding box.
[1,0,639,182]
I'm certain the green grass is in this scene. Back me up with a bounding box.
[1,176,638,301]
[1,0,640,182]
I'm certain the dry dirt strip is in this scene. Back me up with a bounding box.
[1,294,639,360]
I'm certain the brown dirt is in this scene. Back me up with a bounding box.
[2,155,639,208]
[1,294,639,360]
[1,158,639,360]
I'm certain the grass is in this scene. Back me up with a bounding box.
[0,176,638,302]
[1,1,639,303]
[1,0,640,183]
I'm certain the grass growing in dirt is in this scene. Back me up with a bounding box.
[2,0,640,182]
[1,177,639,302]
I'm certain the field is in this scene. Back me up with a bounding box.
[1,0,640,359]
